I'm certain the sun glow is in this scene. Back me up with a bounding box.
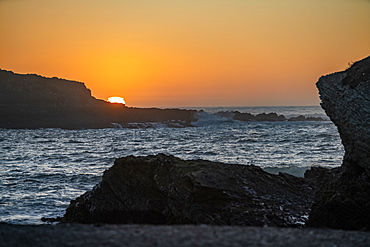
[1,0,369,106]
[107,97,126,105]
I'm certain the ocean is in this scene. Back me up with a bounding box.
[0,106,344,225]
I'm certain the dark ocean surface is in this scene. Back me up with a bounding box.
[0,106,344,224]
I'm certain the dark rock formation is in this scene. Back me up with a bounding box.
[216,111,287,122]
[63,154,319,227]
[254,113,286,122]
[308,56,370,230]
[233,111,256,121]
[287,115,325,122]
[0,70,197,129]
[216,111,326,122]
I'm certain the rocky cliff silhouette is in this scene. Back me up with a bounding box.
[308,56,370,230]
[0,69,197,129]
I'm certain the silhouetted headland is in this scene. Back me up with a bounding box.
[0,70,197,129]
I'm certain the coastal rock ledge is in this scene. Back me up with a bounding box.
[63,154,320,227]
[307,56,370,230]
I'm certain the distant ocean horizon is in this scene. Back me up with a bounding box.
[0,105,342,225]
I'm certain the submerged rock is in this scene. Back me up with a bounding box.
[63,154,318,227]
[308,56,370,230]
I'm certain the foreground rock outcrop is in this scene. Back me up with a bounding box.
[308,56,370,230]
[63,154,321,227]
[0,69,197,129]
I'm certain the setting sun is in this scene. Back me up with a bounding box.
[107,97,126,105]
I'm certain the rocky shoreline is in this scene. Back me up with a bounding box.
[58,56,370,231]
[1,56,369,245]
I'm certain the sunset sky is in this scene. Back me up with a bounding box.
[1,0,369,107]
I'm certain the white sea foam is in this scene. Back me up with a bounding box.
[192,111,235,127]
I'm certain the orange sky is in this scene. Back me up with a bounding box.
[1,0,369,107]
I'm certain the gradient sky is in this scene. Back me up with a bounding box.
[1,0,369,107]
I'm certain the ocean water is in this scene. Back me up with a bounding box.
[0,106,344,225]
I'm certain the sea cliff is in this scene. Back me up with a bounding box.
[0,70,197,129]
[308,56,370,230]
